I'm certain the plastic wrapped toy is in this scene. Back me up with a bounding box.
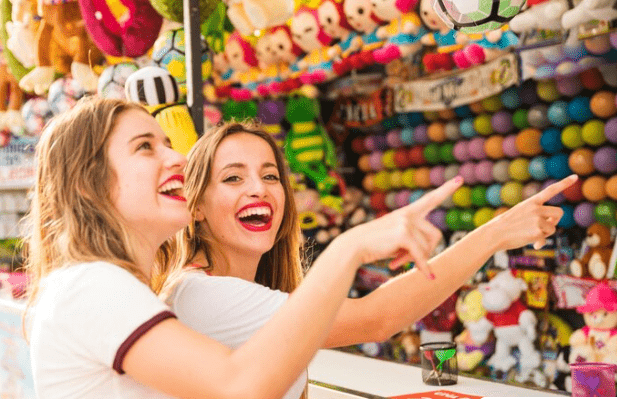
[570,223,613,280]
[569,283,617,365]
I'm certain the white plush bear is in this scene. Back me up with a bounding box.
[479,270,541,380]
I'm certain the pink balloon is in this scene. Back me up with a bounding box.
[453,141,470,162]
[459,162,477,185]
[474,160,494,184]
[468,137,487,160]
[502,135,520,158]
[429,166,446,186]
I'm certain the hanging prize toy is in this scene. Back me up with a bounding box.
[318,0,362,76]
[257,100,286,147]
[267,25,304,94]
[372,0,426,64]
[342,0,385,71]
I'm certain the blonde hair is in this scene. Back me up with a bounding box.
[173,121,304,293]
[23,97,152,319]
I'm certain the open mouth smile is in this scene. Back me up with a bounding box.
[158,174,186,202]
[236,202,273,232]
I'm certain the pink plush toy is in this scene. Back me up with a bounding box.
[267,25,303,93]
[569,283,617,366]
[318,0,362,76]
[479,270,542,381]
[225,32,260,101]
[342,0,384,71]
[371,0,426,64]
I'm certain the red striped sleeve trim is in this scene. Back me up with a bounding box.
[113,310,176,374]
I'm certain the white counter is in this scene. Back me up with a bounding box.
[308,350,564,398]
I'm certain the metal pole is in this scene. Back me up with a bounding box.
[183,0,205,136]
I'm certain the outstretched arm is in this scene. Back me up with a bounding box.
[324,175,577,348]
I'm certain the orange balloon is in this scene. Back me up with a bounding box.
[438,108,456,120]
[590,91,617,118]
[427,122,447,142]
[606,175,617,200]
[358,155,372,172]
[515,128,542,156]
[484,136,505,159]
[414,167,432,188]
[362,174,374,192]
[568,148,595,176]
[469,101,484,114]
[582,176,607,202]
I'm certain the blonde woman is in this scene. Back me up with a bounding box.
[25,97,462,398]
[166,122,576,399]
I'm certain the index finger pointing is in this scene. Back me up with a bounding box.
[534,175,578,204]
[414,176,464,216]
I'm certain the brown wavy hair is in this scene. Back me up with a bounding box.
[172,121,304,293]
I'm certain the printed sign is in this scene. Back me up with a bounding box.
[0,137,38,190]
[393,54,519,112]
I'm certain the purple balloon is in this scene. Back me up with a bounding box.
[541,179,566,205]
[593,146,617,174]
[395,190,411,208]
[468,137,487,160]
[453,141,470,162]
[369,151,384,170]
[364,136,376,152]
[502,135,520,157]
[605,117,617,144]
[459,162,477,185]
[556,76,583,97]
[574,202,596,227]
[386,129,404,148]
[475,160,494,184]
[373,134,388,151]
[491,111,514,134]
[428,208,448,231]
[429,166,446,186]
[413,124,429,144]
[257,100,286,124]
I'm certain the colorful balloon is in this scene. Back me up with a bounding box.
[541,128,564,154]
[582,176,607,202]
[528,156,548,180]
[486,183,503,206]
[568,148,596,176]
[484,136,505,159]
[501,182,523,206]
[547,101,573,127]
[593,147,617,174]
[509,158,531,181]
[561,124,584,149]
[515,128,542,156]
[590,91,617,118]
[574,202,596,227]
[581,120,606,146]
[547,153,573,179]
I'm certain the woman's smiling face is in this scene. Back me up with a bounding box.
[196,132,286,257]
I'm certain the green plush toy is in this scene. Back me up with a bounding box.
[284,96,339,198]
[149,0,219,24]
[221,99,257,121]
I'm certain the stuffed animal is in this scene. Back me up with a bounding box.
[453,27,518,69]
[342,0,384,71]
[318,0,362,76]
[550,345,572,393]
[5,0,37,69]
[479,270,542,379]
[419,292,458,344]
[223,32,261,101]
[455,289,495,372]
[569,283,617,366]
[0,53,25,134]
[570,223,613,280]
[393,324,421,362]
[253,32,279,97]
[509,0,569,32]
[371,0,426,64]
[561,0,617,30]
[256,100,286,147]
[225,0,294,36]
[19,0,103,94]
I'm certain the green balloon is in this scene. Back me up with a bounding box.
[513,109,529,130]
[594,201,617,226]
[446,209,462,230]
[439,143,456,163]
[471,186,488,207]
[423,143,441,164]
[460,209,475,230]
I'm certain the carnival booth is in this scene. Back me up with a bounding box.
[2,0,617,395]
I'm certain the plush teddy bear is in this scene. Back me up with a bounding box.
[455,289,495,372]
[19,0,103,94]
[570,223,613,280]
[569,283,617,366]
[479,269,542,379]
[371,0,426,64]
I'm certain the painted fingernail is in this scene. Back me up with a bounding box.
[454,176,463,184]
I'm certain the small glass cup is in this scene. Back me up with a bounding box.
[419,342,457,386]
[570,362,617,397]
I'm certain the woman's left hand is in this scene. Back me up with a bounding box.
[487,175,578,251]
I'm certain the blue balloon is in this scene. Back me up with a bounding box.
[400,128,415,146]
[548,101,573,127]
[547,153,572,179]
[454,105,472,117]
[558,204,575,228]
[397,112,424,127]
[408,189,425,203]
[459,118,477,138]
[500,86,521,109]
[568,96,593,123]
[486,184,503,207]
[541,128,564,154]
[528,156,548,180]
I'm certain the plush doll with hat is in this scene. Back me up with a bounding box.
[570,223,614,281]
[371,0,426,64]
[479,269,542,380]
[569,283,617,366]
[125,66,198,155]
[19,0,103,94]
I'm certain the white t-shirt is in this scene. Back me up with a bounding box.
[29,261,177,399]
[168,272,307,399]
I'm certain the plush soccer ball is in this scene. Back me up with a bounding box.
[98,63,139,99]
[151,28,212,95]
[433,0,525,34]
[47,77,86,115]
[21,97,54,136]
